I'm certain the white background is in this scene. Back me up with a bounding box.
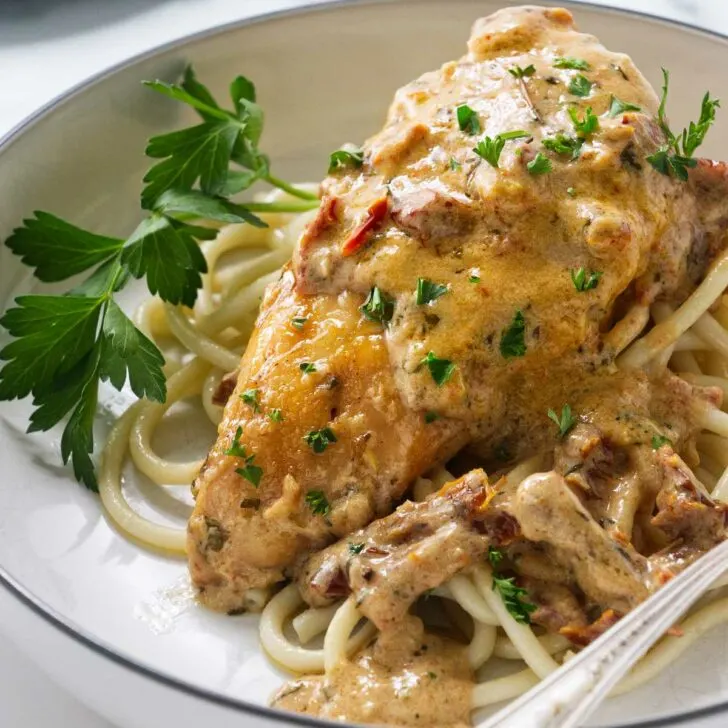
[0,0,726,726]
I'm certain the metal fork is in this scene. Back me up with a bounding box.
[479,538,728,728]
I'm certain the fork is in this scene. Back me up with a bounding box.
[478,538,728,728]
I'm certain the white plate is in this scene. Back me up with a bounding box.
[1,2,728,727]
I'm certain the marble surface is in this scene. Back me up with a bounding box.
[0,0,726,726]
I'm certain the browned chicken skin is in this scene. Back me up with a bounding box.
[189,4,727,629]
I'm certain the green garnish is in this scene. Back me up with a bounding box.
[651,434,672,450]
[305,489,331,517]
[361,286,395,325]
[291,316,308,330]
[348,543,366,555]
[469,274,481,283]
[225,427,263,487]
[420,352,456,387]
[456,104,481,135]
[473,131,531,168]
[416,278,448,305]
[554,57,590,70]
[526,152,552,175]
[0,66,317,491]
[500,310,527,359]
[299,362,317,374]
[570,267,602,292]
[488,546,504,568]
[328,147,364,173]
[267,408,284,422]
[427,672,438,680]
[569,106,599,137]
[449,157,462,170]
[303,427,337,454]
[647,68,720,181]
[568,74,593,97]
[424,411,440,424]
[493,575,536,624]
[509,64,536,79]
[240,388,260,412]
[608,96,642,118]
[542,134,582,160]
[548,404,577,439]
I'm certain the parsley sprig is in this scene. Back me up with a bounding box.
[474,131,530,168]
[548,404,577,439]
[493,575,536,624]
[0,66,317,491]
[647,68,720,180]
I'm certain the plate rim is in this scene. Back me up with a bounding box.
[0,1,726,726]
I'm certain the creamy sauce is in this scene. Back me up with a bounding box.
[273,618,472,728]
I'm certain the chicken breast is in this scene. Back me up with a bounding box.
[189,5,728,612]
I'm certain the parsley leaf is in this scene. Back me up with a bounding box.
[291,316,308,330]
[267,408,284,422]
[348,542,365,555]
[492,575,536,624]
[299,362,317,374]
[449,157,462,171]
[305,489,331,517]
[329,147,364,173]
[647,68,720,180]
[473,130,530,168]
[509,64,536,79]
[542,134,582,160]
[570,267,602,292]
[548,404,577,439]
[240,388,260,412]
[416,278,448,305]
[554,57,590,70]
[420,351,456,387]
[304,427,337,454]
[424,411,440,424]
[225,427,263,486]
[488,546,504,568]
[224,426,248,458]
[651,434,672,450]
[500,310,527,358]
[361,286,394,325]
[568,106,599,137]
[526,152,552,175]
[457,104,481,135]
[608,96,642,117]
[568,74,593,97]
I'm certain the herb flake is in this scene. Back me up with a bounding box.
[548,404,577,439]
[500,310,527,358]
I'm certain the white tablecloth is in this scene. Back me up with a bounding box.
[0,0,726,725]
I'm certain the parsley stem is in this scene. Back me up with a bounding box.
[243,200,320,213]
[264,174,319,201]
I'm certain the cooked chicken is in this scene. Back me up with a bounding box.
[189,4,728,621]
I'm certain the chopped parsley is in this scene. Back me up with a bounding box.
[299,362,316,374]
[473,131,530,168]
[608,96,642,118]
[646,68,720,181]
[416,278,448,305]
[526,152,552,175]
[652,434,672,450]
[424,411,440,424]
[420,351,456,387]
[449,157,462,171]
[493,575,536,624]
[468,271,481,283]
[542,134,582,160]
[500,310,527,359]
[361,286,394,325]
[571,267,602,292]
[554,57,590,71]
[267,408,284,422]
[568,74,593,97]
[305,489,331,517]
[225,427,263,487]
[569,106,599,137]
[488,546,504,568]
[348,542,366,555]
[291,316,308,330]
[548,404,577,439]
[328,147,364,173]
[303,427,337,454]
[456,104,481,135]
[508,64,536,79]
[240,388,260,412]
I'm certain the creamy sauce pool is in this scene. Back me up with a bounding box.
[273,619,473,727]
